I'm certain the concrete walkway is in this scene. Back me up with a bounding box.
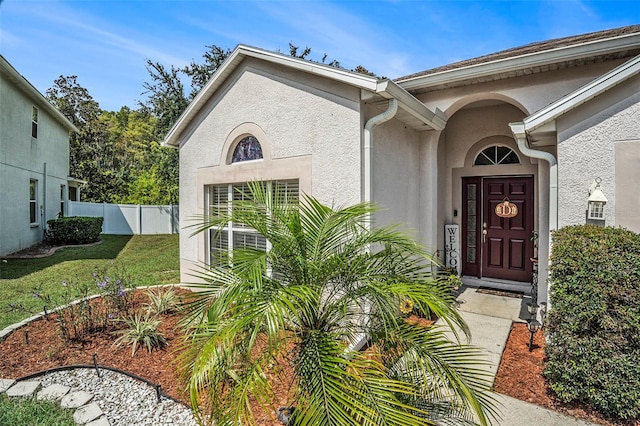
[452,286,597,425]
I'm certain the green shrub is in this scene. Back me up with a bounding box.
[112,310,167,356]
[145,287,181,315]
[545,225,640,420]
[46,216,103,245]
[31,261,138,342]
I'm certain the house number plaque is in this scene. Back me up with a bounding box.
[495,200,518,218]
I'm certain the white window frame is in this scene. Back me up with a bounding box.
[60,184,66,217]
[474,145,520,166]
[30,179,39,226]
[205,180,299,267]
[32,106,38,139]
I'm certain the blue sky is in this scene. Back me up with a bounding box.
[1,0,639,111]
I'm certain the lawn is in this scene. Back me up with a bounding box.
[0,394,76,426]
[0,234,179,330]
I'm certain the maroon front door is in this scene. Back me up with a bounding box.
[462,176,534,282]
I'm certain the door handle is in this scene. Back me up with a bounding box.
[482,229,487,243]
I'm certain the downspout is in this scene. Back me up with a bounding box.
[363,98,398,211]
[42,162,47,237]
[510,122,557,310]
[351,98,398,352]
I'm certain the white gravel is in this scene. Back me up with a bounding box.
[37,368,199,426]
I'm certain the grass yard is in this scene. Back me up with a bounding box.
[0,394,76,426]
[0,234,179,330]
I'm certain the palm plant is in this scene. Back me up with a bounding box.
[180,182,499,425]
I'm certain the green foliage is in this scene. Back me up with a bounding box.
[47,76,130,203]
[145,286,181,315]
[46,216,103,245]
[183,44,232,96]
[545,225,640,420]
[112,310,167,356]
[29,261,137,342]
[181,183,498,425]
[0,394,75,426]
[44,44,374,205]
[1,234,179,330]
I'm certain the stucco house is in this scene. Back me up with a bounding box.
[0,55,79,256]
[164,25,640,307]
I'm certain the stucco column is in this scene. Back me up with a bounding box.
[419,130,441,254]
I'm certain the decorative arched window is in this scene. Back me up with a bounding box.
[474,145,520,166]
[231,136,263,163]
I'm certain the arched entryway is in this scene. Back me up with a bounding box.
[441,99,537,284]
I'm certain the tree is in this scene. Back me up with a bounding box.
[47,76,128,202]
[183,45,232,97]
[180,183,498,425]
[140,61,191,141]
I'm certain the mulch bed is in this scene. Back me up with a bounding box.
[2,292,639,425]
[495,322,639,426]
[0,290,188,403]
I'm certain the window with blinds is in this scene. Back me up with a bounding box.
[205,180,299,266]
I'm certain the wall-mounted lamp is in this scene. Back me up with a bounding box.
[588,177,607,221]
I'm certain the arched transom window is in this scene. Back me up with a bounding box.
[474,145,520,166]
[231,136,263,163]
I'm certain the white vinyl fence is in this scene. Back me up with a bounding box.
[68,202,179,235]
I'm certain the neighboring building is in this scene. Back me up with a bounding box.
[163,25,640,307]
[0,55,79,256]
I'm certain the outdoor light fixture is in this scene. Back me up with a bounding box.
[527,319,542,352]
[588,177,607,221]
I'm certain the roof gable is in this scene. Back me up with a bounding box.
[163,45,445,148]
[516,53,640,136]
[1,55,78,133]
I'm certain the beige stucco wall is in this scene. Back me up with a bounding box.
[615,140,640,232]
[177,59,363,282]
[415,61,626,120]
[371,111,422,241]
[557,73,640,230]
[0,72,70,255]
[405,61,628,294]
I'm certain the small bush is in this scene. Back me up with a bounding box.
[145,287,181,315]
[46,216,103,245]
[30,261,137,342]
[112,310,167,356]
[545,225,640,420]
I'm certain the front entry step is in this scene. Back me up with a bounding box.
[461,276,531,296]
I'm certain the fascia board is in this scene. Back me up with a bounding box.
[163,45,379,147]
[238,45,379,90]
[1,55,79,133]
[524,54,640,133]
[399,33,640,91]
[376,80,447,130]
[163,47,245,148]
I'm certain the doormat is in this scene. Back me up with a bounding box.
[476,287,524,299]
